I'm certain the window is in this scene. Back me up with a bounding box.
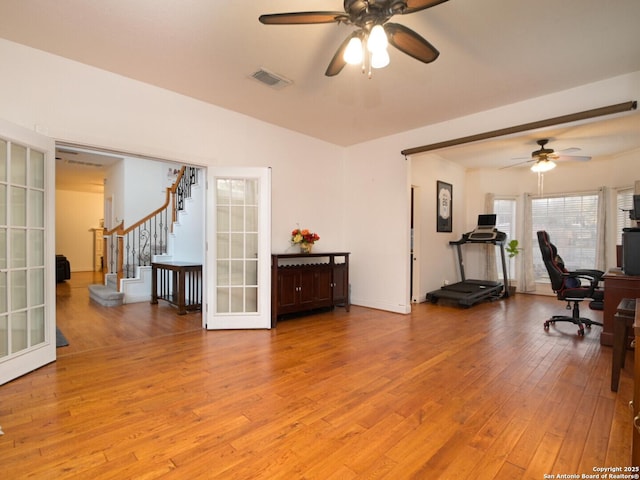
[616,187,634,245]
[494,198,516,279]
[532,193,599,282]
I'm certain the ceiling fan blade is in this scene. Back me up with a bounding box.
[559,147,581,154]
[325,33,358,77]
[404,0,449,15]
[385,23,439,63]
[557,154,591,162]
[500,159,533,170]
[259,12,346,25]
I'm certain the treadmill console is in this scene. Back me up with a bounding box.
[455,230,507,244]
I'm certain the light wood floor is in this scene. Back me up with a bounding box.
[0,272,634,478]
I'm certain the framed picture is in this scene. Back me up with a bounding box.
[436,181,452,232]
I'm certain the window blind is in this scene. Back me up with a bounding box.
[616,188,634,244]
[532,193,599,281]
[494,198,516,279]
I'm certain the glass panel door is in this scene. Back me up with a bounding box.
[0,118,55,385]
[207,167,271,329]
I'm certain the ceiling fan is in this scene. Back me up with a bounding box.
[505,139,592,172]
[258,0,448,77]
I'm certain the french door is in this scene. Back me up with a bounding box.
[0,119,56,385]
[206,167,271,329]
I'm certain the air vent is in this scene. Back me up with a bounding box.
[250,68,293,89]
[63,159,103,168]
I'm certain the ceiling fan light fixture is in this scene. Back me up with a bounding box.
[371,49,390,69]
[260,1,448,78]
[531,159,556,173]
[367,24,388,53]
[344,36,364,65]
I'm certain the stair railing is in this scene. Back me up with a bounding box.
[103,166,199,290]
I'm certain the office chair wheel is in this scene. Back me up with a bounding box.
[578,328,585,336]
[544,321,550,330]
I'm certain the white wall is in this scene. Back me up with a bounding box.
[55,189,103,271]
[410,154,467,296]
[122,158,174,224]
[171,180,204,263]
[104,160,124,227]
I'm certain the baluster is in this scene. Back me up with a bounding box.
[125,233,132,278]
[136,224,141,267]
[114,235,119,274]
[162,208,167,251]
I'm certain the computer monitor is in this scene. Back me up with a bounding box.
[631,194,640,220]
[622,230,640,275]
[477,214,497,228]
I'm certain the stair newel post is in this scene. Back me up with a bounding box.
[101,226,108,283]
[102,220,123,284]
[116,233,124,292]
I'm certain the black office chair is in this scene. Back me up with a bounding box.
[536,230,604,336]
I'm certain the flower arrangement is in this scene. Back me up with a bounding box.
[291,228,320,253]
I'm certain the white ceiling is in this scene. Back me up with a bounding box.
[1,0,639,177]
[54,146,122,194]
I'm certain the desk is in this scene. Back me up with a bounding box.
[602,269,640,346]
[611,298,635,392]
[151,261,202,315]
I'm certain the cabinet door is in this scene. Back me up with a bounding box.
[314,267,333,307]
[298,269,316,308]
[333,263,348,305]
[277,269,299,312]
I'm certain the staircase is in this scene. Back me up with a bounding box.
[88,275,124,307]
[89,166,200,307]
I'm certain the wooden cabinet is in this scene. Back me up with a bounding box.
[332,261,348,306]
[271,252,350,326]
[602,269,640,346]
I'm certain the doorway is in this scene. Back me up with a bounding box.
[54,144,206,352]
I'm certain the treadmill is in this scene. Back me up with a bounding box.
[426,215,510,307]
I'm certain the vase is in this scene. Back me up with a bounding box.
[300,243,313,254]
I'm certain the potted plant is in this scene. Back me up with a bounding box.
[505,239,522,296]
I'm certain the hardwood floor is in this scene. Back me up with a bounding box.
[0,273,634,478]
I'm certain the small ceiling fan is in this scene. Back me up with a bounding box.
[505,139,591,172]
[258,0,448,77]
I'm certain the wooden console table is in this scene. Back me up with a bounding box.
[602,268,640,346]
[151,261,202,315]
[271,252,350,327]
